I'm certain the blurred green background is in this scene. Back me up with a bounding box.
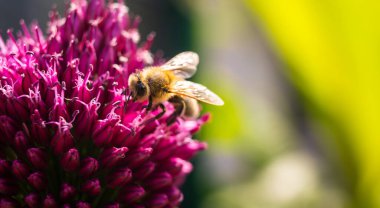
[2,0,380,207]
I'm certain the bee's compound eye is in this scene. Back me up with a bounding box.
[136,81,147,97]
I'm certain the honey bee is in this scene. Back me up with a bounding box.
[128,51,224,124]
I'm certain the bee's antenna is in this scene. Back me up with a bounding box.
[124,90,133,112]
[127,91,132,103]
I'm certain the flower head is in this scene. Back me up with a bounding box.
[0,0,207,207]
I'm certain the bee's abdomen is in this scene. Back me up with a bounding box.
[183,97,200,118]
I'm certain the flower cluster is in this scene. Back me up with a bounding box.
[0,0,207,207]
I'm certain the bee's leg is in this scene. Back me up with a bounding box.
[167,96,185,125]
[154,103,166,119]
[142,96,153,111]
[139,103,166,126]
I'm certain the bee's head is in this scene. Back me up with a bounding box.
[128,72,149,102]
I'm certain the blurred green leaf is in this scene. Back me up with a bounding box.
[245,0,380,206]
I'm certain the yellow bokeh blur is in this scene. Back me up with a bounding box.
[245,0,380,206]
[186,0,380,207]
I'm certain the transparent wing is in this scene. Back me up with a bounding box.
[170,80,224,106]
[161,51,199,79]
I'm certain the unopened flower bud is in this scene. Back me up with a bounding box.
[166,186,183,205]
[106,168,132,188]
[125,147,152,168]
[50,124,74,155]
[80,157,99,177]
[12,160,29,180]
[43,194,57,208]
[27,172,47,190]
[92,118,118,147]
[60,183,76,201]
[14,131,29,153]
[81,179,101,196]
[24,193,40,208]
[175,141,207,160]
[146,194,169,208]
[145,172,172,190]
[162,157,192,176]
[133,161,155,180]
[27,148,48,169]
[119,185,145,203]
[60,148,80,172]
[100,147,128,168]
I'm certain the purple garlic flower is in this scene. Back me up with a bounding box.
[0,0,208,207]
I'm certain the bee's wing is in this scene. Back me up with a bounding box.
[161,51,199,79]
[170,80,224,106]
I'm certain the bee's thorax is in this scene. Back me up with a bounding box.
[142,67,177,103]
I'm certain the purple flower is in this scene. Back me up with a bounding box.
[0,0,208,207]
